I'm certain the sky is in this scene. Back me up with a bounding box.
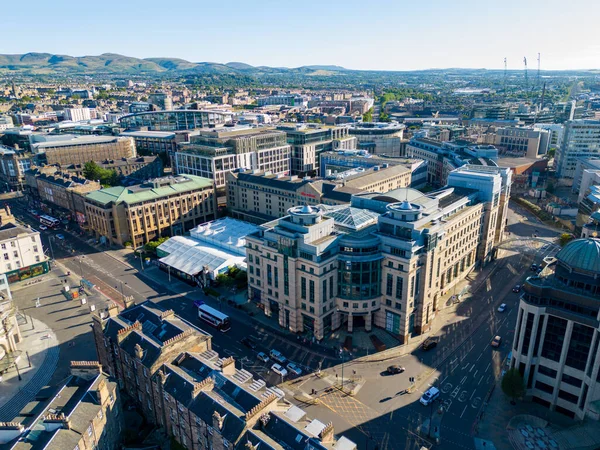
[2,0,600,71]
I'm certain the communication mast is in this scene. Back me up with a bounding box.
[537,53,541,87]
[523,57,529,101]
[504,57,508,100]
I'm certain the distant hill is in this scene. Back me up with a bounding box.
[0,52,348,75]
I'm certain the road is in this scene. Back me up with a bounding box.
[9,201,338,389]
[10,199,563,450]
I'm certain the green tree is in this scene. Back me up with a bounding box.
[144,236,169,255]
[83,161,120,186]
[362,107,373,122]
[546,148,556,159]
[501,368,525,404]
[559,233,574,247]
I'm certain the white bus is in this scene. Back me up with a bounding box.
[39,215,60,228]
[195,301,231,332]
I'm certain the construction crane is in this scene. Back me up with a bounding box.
[504,57,508,100]
[523,57,529,101]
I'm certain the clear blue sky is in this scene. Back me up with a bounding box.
[3,0,599,70]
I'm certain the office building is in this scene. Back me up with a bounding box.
[92,301,356,450]
[175,126,290,190]
[277,124,356,176]
[84,174,216,247]
[148,92,173,111]
[256,94,306,107]
[227,164,411,223]
[510,238,600,420]
[0,116,13,131]
[573,159,600,203]
[25,167,101,222]
[0,146,33,191]
[556,120,600,179]
[0,362,123,450]
[535,123,564,149]
[347,122,406,157]
[119,110,231,131]
[120,130,182,158]
[31,136,136,166]
[581,211,600,239]
[0,222,49,283]
[406,138,499,186]
[319,150,428,188]
[63,107,92,122]
[246,166,507,342]
[493,127,550,158]
[65,155,163,182]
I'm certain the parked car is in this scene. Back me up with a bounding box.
[271,363,288,378]
[257,352,270,363]
[387,365,405,374]
[512,285,521,293]
[39,225,48,231]
[491,336,502,348]
[420,387,440,406]
[269,349,287,364]
[497,303,507,313]
[56,234,65,240]
[286,363,303,376]
[241,337,257,349]
[422,338,438,351]
[530,264,538,272]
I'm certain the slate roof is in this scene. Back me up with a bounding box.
[0,223,36,241]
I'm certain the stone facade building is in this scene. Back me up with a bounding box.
[31,136,136,166]
[84,174,216,247]
[245,166,509,342]
[511,238,600,420]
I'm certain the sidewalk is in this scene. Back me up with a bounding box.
[0,315,59,421]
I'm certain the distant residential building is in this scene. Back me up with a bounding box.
[0,361,123,449]
[0,222,49,283]
[276,124,356,176]
[63,107,92,122]
[92,301,356,450]
[510,238,600,420]
[347,122,406,157]
[84,174,216,247]
[31,135,136,166]
[572,159,600,203]
[406,137,499,186]
[148,92,173,111]
[246,166,507,341]
[227,164,411,223]
[319,150,428,188]
[175,126,290,190]
[0,146,33,191]
[119,110,231,131]
[0,116,13,131]
[556,120,600,179]
[493,127,550,158]
[25,167,101,224]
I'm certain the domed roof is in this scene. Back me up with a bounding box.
[556,238,600,273]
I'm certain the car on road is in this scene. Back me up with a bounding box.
[530,264,538,271]
[497,303,507,313]
[39,225,48,231]
[257,352,270,363]
[420,386,440,406]
[512,285,521,293]
[241,337,257,349]
[422,338,438,351]
[271,364,288,378]
[56,234,65,240]
[286,363,303,376]
[491,336,502,348]
[386,365,405,374]
[269,349,287,364]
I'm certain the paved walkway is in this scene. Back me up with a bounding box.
[0,315,59,421]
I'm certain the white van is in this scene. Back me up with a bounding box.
[420,387,440,406]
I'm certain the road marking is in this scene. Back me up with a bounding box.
[441,383,453,394]
[469,389,476,400]
[458,391,468,402]
[460,405,468,418]
[441,375,448,385]
[476,352,483,362]
[473,370,478,378]
[460,376,467,385]
[469,365,474,373]
[451,387,460,398]
[478,375,484,386]
[462,363,470,371]
[485,362,491,373]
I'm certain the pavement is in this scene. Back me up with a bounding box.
[6,199,572,450]
[0,314,59,421]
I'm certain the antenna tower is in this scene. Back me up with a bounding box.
[503,57,508,100]
[523,57,529,101]
[537,53,541,87]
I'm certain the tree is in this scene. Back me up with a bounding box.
[83,161,120,186]
[144,237,169,255]
[559,233,574,247]
[362,107,373,122]
[501,368,525,404]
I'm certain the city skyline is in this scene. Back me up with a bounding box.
[4,0,600,71]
